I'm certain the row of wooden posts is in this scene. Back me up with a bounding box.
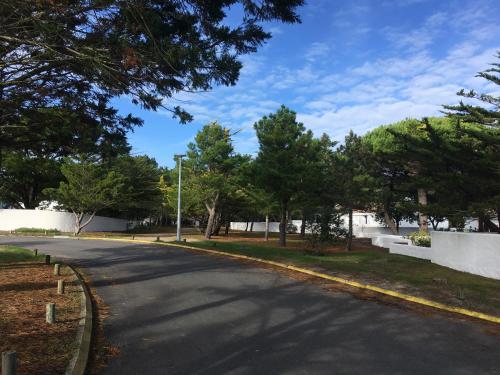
[1,250,64,375]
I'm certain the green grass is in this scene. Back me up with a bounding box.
[187,240,500,315]
[0,245,44,263]
[14,227,60,235]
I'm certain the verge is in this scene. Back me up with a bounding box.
[78,236,500,324]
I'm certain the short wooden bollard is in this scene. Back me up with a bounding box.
[1,350,16,375]
[132,235,135,240]
[156,236,160,241]
[33,248,38,256]
[57,280,65,295]
[45,255,51,265]
[54,263,60,276]
[46,303,55,324]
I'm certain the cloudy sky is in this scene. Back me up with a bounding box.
[113,0,500,167]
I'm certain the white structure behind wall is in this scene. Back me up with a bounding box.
[231,212,449,236]
[0,209,128,232]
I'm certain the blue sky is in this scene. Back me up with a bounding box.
[113,0,500,168]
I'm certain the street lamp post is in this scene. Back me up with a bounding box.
[175,154,186,241]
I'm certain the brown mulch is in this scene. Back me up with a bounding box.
[0,262,81,375]
[208,235,385,253]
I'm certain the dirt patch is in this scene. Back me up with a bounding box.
[0,262,82,374]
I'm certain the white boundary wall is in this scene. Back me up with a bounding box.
[431,232,500,280]
[372,235,411,248]
[0,209,128,232]
[389,242,433,260]
[230,212,451,237]
[385,232,500,280]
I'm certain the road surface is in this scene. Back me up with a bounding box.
[1,237,499,374]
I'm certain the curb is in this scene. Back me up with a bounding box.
[65,264,93,375]
[78,236,500,324]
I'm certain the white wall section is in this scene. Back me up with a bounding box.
[0,209,128,232]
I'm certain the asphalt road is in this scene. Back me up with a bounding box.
[2,237,499,375]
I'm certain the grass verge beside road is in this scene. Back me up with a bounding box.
[0,245,82,374]
[184,239,500,317]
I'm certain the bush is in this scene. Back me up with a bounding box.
[408,231,431,247]
[305,208,347,250]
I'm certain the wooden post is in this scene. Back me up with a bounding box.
[1,351,16,375]
[156,236,160,242]
[33,248,38,256]
[132,235,135,240]
[46,303,55,324]
[45,255,51,265]
[265,215,270,241]
[57,280,65,295]
[54,263,60,276]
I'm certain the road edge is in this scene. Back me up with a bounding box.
[65,263,93,375]
[78,236,500,324]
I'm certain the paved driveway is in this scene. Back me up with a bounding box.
[1,237,499,374]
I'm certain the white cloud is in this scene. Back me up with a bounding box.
[305,42,330,62]
[296,44,498,141]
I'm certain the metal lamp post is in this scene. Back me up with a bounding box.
[175,154,186,241]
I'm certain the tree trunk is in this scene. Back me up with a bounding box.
[383,203,398,235]
[265,214,270,241]
[478,216,485,232]
[250,221,254,232]
[430,217,438,230]
[497,209,500,234]
[213,216,222,236]
[300,209,306,238]
[345,207,353,252]
[205,207,216,239]
[279,201,287,246]
[484,218,499,232]
[244,219,249,232]
[204,192,220,239]
[73,211,96,235]
[417,188,428,233]
[225,219,230,236]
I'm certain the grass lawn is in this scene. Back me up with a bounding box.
[184,238,500,316]
[0,245,82,375]
[0,245,45,263]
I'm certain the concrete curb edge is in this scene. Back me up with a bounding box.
[78,236,500,324]
[65,263,93,375]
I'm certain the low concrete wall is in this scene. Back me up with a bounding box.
[431,232,500,280]
[389,242,432,260]
[372,235,411,248]
[0,209,128,232]
[385,232,500,280]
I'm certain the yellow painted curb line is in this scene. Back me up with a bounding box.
[78,236,500,324]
